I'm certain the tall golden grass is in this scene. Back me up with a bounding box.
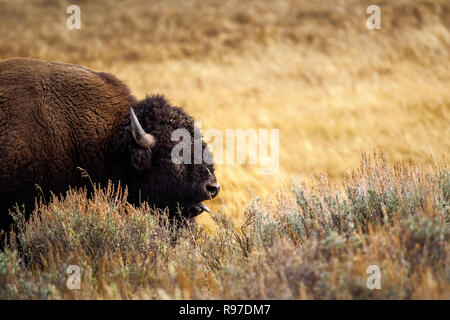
[0,0,449,299]
[1,153,448,299]
[1,0,448,226]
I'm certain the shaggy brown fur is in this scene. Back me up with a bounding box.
[0,58,218,230]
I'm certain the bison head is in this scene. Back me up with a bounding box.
[115,95,219,219]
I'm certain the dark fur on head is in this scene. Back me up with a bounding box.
[110,95,217,219]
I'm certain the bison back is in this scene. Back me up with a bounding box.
[0,58,134,218]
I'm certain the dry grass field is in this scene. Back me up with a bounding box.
[1,153,448,299]
[0,0,449,299]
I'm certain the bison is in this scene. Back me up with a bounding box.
[0,58,220,231]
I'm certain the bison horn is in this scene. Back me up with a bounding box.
[130,108,155,148]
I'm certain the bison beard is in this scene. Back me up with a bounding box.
[0,58,219,231]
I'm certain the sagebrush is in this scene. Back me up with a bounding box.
[0,153,448,299]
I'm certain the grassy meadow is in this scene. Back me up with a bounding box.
[0,0,449,299]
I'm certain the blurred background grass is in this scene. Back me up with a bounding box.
[1,0,449,227]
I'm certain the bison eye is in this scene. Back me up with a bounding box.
[130,149,152,171]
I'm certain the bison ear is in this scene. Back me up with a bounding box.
[130,108,156,149]
[131,148,152,171]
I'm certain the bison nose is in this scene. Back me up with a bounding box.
[202,181,220,199]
